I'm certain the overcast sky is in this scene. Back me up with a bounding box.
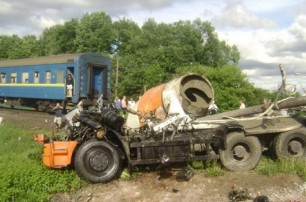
[1,0,306,93]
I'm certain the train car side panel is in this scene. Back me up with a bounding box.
[0,53,112,110]
[0,84,65,100]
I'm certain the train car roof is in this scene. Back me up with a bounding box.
[0,53,104,67]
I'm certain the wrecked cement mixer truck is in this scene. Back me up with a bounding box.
[34,74,306,183]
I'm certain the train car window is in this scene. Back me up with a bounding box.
[11,73,17,83]
[0,73,6,83]
[22,72,29,83]
[56,70,64,83]
[34,71,39,83]
[45,71,51,84]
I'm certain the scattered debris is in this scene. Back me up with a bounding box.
[0,117,3,125]
[156,169,173,180]
[228,188,252,202]
[253,195,269,202]
[228,187,270,202]
[176,167,194,182]
[172,188,179,193]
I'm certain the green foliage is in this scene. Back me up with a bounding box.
[255,157,306,180]
[0,123,83,202]
[119,64,165,98]
[39,18,79,55]
[39,25,64,55]
[0,35,40,59]
[113,18,142,55]
[36,18,79,56]
[113,18,241,96]
[58,19,79,53]
[75,12,115,53]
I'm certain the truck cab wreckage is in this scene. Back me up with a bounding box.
[34,71,306,183]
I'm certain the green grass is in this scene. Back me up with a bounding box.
[0,122,83,202]
[191,160,225,176]
[255,157,306,180]
[191,157,306,180]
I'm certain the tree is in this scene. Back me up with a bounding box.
[38,18,79,55]
[20,35,40,58]
[57,19,79,53]
[119,64,165,97]
[75,12,115,54]
[0,35,38,59]
[111,18,242,98]
[113,18,142,55]
[192,19,240,67]
[0,35,15,59]
[39,25,64,55]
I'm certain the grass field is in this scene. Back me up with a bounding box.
[0,122,83,202]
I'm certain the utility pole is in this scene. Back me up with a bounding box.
[115,57,119,97]
[143,85,147,93]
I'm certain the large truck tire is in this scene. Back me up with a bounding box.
[273,128,306,159]
[74,139,122,183]
[219,132,262,171]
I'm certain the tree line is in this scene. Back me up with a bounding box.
[0,12,274,111]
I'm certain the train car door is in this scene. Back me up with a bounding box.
[92,67,103,99]
[67,68,74,97]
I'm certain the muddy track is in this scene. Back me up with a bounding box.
[0,107,54,130]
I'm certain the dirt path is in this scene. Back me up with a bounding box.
[51,171,306,202]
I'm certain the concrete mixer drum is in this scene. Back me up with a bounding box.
[163,74,214,117]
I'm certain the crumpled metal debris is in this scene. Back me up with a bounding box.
[253,195,269,202]
[228,188,269,202]
[176,167,194,182]
[228,188,252,202]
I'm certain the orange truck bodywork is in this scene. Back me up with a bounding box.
[34,134,77,168]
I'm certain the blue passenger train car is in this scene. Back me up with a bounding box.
[0,53,111,111]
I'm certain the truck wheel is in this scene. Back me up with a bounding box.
[273,128,306,159]
[219,132,262,171]
[74,139,122,183]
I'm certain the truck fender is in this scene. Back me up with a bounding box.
[105,127,130,161]
[222,123,245,150]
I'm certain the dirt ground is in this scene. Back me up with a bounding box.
[1,108,306,202]
[51,171,306,202]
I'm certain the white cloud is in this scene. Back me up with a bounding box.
[215,0,306,89]
[123,0,220,26]
[0,1,13,15]
[288,15,306,40]
[29,15,64,31]
[243,0,302,13]
[213,1,277,29]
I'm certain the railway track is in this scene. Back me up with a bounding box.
[0,106,54,130]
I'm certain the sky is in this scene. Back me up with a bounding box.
[1,0,306,94]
